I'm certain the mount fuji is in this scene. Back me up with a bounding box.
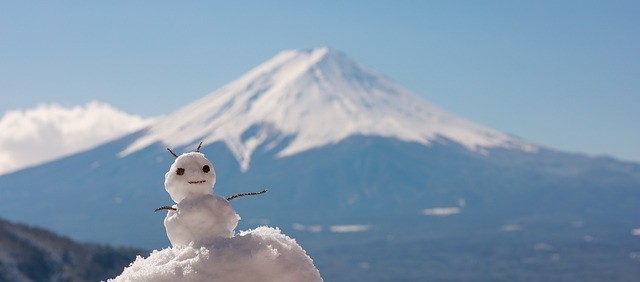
[1,47,639,280]
[120,47,534,171]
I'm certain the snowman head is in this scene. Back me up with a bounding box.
[164,143,216,203]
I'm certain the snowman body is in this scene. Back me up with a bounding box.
[164,194,239,246]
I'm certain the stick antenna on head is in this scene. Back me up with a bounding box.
[167,148,178,158]
[195,142,203,152]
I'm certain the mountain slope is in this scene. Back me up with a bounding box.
[0,218,144,282]
[0,132,637,249]
[121,47,534,171]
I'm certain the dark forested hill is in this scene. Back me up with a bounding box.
[0,218,144,282]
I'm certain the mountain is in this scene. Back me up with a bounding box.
[0,47,639,280]
[0,217,144,282]
[120,47,534,171]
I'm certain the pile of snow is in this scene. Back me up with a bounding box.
[110,148,321,281]
[120,47,535,171]
[111,227,320,282]
[0,101,151,174]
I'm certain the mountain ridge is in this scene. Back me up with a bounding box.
[0,217,144,282]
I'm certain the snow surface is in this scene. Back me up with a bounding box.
[0,101,151,174]
[120,47,536,171]
[110,227,322,282]
[111,150,322,281]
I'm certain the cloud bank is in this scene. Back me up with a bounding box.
[0,101,151,174]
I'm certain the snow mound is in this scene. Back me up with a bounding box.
[110,226,322,282]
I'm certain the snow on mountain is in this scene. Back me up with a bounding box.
[121,47,535,171]
[0,101,152,174]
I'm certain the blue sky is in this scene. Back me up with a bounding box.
[1,1,639,161]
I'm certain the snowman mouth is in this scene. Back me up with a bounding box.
[188,180,206,184]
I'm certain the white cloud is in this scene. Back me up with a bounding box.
[501,224,522,232]
[292,223,323,233]
[632,228,640,236]
[0,101,152,175]
[533,242,553,251]
[329,224,372,233]
[421,207,461,216]
[293,223,372,233]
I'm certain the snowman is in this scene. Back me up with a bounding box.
[157,143,266,246]
[115,142,324,282]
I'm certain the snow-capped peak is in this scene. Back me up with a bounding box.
[120,47,535,171]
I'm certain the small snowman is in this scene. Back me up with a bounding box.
[158,143,266,246]
[111,142,322,281]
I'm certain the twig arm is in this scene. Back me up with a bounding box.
[155,206,177,212]
[226,189,268,201]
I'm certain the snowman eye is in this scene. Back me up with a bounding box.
[202,165,210,173]
[176,168,185,175]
